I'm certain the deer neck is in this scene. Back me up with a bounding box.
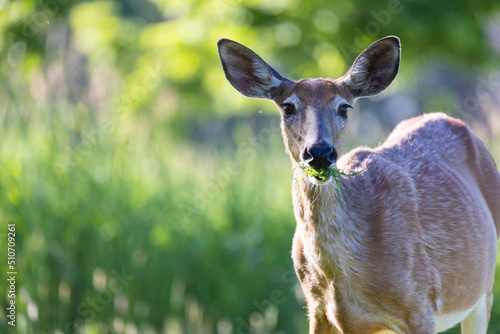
[291,171,350,230]
[291,176,364,280]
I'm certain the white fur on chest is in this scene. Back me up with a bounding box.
[301,199,360,278]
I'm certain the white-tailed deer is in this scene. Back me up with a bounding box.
[217,36,500,333]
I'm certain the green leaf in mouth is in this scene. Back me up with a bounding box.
[293,162,363,200]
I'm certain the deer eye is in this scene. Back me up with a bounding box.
[338,104,352,118]
[280,103,296,116]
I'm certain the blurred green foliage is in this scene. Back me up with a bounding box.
[1,0,500,333]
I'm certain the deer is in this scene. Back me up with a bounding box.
[217,35,500,333]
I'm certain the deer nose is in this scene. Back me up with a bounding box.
[302,145,337,170]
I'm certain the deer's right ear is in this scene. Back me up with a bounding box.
[217,39,288,100]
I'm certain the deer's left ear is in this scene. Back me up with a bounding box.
[341,36,401,100]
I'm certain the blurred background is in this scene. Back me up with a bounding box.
[1,0,500,333]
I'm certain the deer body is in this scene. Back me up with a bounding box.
[217,36,500,333]
[292,113,500,333]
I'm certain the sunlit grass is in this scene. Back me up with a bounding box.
[0,111,308,333]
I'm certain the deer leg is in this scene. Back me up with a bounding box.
[309,308,338,334]
[461,293,489,334]
[292,236,337,334]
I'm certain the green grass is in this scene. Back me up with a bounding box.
[0,112,307,333]
[294,162,363,200]
[1,110,500,334]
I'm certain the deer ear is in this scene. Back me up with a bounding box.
[217,39,288,100]
[341,36,400,100]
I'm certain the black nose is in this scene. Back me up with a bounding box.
[302,145,337,170]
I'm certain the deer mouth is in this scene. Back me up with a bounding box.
[312,168,334,181]
[310,168,335,185]
[294,162,363,187]
[295,162,335,185]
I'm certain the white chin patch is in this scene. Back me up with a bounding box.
[308,175,333,186]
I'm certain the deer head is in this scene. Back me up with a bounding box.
[217,36,400,185]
